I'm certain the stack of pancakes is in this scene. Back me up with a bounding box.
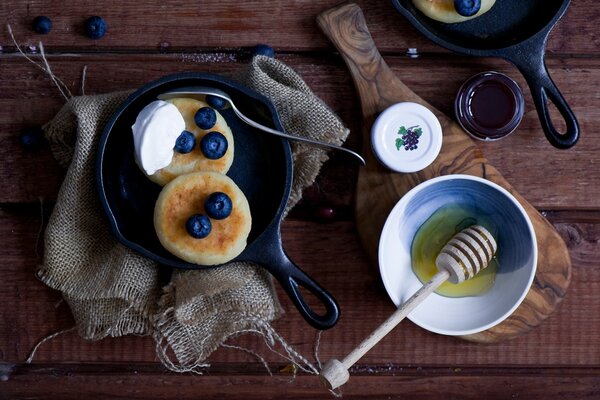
[138,97,252,265]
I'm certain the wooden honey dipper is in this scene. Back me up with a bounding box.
[319,225,497,390]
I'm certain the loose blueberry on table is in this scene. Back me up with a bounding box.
[200,131,228,160]
[19,127,47,151]
[252,44,275,58]
[315,206,337,222]
[186,214,212,239]
[206,95,227,110]
[204,192,233,220]
[454,0,481,16]
[32,16,52,34]
[194,107,217,130]
[174,130,196,154]
[84,16,107,39]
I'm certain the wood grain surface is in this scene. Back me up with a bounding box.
[1,0,599,398]
[1,0,598,54]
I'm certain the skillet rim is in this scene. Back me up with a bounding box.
[391,0,571,54]
[95,72,292,270]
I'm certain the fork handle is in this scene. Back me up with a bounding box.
[230,103,366,165]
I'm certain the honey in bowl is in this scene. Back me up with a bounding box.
[411,205,499,297]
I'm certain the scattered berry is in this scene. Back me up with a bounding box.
[314,206,337,222]
[200,131,228,160]
[206,95,227,110]
[32,16,52,34]
[252,44,275,58]
[454,0,481,17]
[19,127,47,151]
[204,192,233,220]
[194,107,217,130]
[186,214,212,238]
[84,16,107,39]
[174,130,195,153]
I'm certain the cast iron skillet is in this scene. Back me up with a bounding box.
[96,72,340,330]
[392,0,579,149]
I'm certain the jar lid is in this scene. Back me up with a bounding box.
[371,102,443,173]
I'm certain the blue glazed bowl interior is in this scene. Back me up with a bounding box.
[379,175,537,335]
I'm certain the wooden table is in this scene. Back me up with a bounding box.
[1,1,599,398]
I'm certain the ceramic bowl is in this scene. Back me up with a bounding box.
[378,174,537,336]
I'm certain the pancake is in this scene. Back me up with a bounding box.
[148,98,235,186]
[154,171,251,265]
[412,0,496,23]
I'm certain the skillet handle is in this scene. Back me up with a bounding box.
[510,48,580,149]
[245,228,340,330]
[270,250,340,330]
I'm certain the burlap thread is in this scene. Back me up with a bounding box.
[39,55,350,372]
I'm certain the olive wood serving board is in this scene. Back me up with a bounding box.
[317,3,571,343]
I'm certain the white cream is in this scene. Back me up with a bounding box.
[132,100,185,175]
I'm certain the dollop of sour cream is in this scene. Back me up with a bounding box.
[132,100,185,175]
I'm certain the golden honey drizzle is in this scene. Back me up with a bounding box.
[411,205,498,298]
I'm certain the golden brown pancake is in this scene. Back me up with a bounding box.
[154,171,251,265]
[148,98,234,186]
[412,0,496,23]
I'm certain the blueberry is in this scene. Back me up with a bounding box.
[174,130,195,154]
[32,16,52,34]
[252,44,275,58]
[204,192,233,220]
[206,95,227,110]
[314,206,336,222]
[19,127,47,151]
[200,132,228,160]
[84,16,107,39]
[186,214,212,239]
[194,107,217,130]
[454,0,481,16]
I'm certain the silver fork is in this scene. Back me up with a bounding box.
[158,86,365,165]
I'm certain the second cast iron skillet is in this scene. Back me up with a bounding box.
[392,0,579,149]
[96,72,339,330]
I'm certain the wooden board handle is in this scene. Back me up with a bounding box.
[317,3,400,119]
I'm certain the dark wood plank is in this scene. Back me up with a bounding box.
[2,207,599,367]
[1,54,599,208]
[0,0,597,55]
[2,363,600,400]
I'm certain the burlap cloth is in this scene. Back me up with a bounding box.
[39,55,349,372]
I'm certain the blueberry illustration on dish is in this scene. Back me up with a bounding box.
[371,102,442,173]
[395,125,423,152]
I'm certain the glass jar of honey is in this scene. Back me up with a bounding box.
[455,71,525,141]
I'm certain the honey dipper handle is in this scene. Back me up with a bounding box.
[320,270,450,390]
[342,270,450,367]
